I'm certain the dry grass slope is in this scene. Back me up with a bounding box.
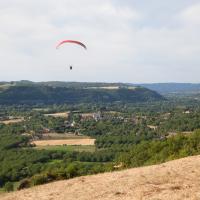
[2,155,200,200]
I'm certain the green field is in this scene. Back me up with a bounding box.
[41,133,91,140]
[35,145,96,152]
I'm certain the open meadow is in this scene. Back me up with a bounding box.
[32,138,95,146]
[0,117,24,125]
[44,112,69,118]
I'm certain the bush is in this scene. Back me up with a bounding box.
[31,174,49,186]
[17,179,31,190]
[4,182,14,192]
[66,163,78,178]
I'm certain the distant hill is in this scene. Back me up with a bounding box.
[3,81,200,94]
[132,83,200,94]
[2,155,200,200]
[39,81,129,89]
[12,81,129,88]
[0,81,164,105]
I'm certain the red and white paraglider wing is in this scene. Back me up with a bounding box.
[56,40,87,50]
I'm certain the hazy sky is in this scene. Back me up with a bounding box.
[0,0,200,83]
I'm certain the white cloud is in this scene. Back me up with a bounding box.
[180,3,200,26]
[0,1,200,83]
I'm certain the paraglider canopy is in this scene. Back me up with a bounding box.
[56,40,87,71]
[56,40,87,50]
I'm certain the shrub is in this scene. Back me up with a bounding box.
[17,179,31,190]
[31,174,49,186]
[66,163,78,178]
[4,182,14,192]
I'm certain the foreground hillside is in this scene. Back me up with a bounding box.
[2,155,200,200]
